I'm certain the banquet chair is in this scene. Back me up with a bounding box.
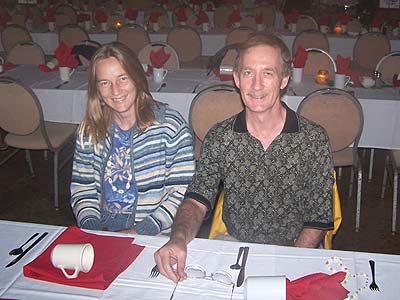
[58,24,89,48]
[0,77,77,210]
[240,16,256,29]
[381,150,400,234]
[214,6,234,29]
[167,25,203,67]
[6,41,45,65]
[9,14,25,27]
[346,18,362,34]
[207,43,239,75]
[225,26,255,45]
[255,5,276,28]
[352,32,391,74]
[304,48,337,80]
[297,88,364,232]
[374,51,400,83]
[117,24,150,55]
[189,85,243,159]
[292,29,329,54]
[1,24,32,53]
[55,4,78,25]
[72,40,101,67]
[138,42,180,70]
[296,14,319,32]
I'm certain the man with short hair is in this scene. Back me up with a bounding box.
[155,33,334,283]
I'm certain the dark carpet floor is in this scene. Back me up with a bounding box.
[0,146,399,255]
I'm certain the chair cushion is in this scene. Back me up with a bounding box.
[332,148,354,167]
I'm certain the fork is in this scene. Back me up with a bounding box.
[369,260,380,291]
[148,265,160,278]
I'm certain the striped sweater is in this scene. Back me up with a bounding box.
[70,105,195,235]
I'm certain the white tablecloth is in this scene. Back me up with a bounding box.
[3,66,400,149]
[1,220,400,299]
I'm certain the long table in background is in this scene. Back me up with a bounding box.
[1,220,400,299]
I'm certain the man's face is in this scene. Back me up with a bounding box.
[233,44,290,115]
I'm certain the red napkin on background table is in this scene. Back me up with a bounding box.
[23,226,145,290]
[393,74,400,86]
[3,62,17,70]
[149,11,162,23]
[336,55,361,87]
[389,18,399,28]
[255,13,263,25]
[95,10,108,23]
[125,8,138,21]
[206,3,214,11]
[55,42,79,68]
[0,10,11,25]
[319,12,329,26]
[337,13,350,25]
[41,6,56,23]
[77,13,90,22]
[150,47,171,68]
[284,9,299,24]
[293,46,308,68]
[176,7,188,23]
[287,272,349,300]
[195,10,209,25]
[226,8,241,27]
[371,13,383,28]
[38,64,58,72]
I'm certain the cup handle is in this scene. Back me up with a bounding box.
[345,75,351,86]
[69,68,76,77]
[162,69,168,80]
[60,266,80,279]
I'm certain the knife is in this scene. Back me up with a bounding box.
[5,232,48,268]
[236,246,249,287]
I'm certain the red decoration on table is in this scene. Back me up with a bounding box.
[95,10,108,23]
[293,46,308,68]
[41,6,56,22]
[125,8,138,21]
[150,47,171,68]
[149,11,162,23]
[206,3,214,11]
[55,42,79,68]
[393,74,400,87]
[284,9,299,24]
[39,64,58,72]
[336,54,361,87]
[287,272,349,300]
[0,10,11,25]
[319,12,329,26]
[77,13,90,22]
[226,8,241,27]
[371,13,384,28]
[337,13,350,25]
[23,226,145,290]
[3,62,17,70]
[195,10,209,25]
[176,7,188,23]
[255,13,263,25]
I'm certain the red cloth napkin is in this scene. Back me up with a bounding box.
[226,8,241,27]
[212,67,233,81]
[95,10,108,23]
[149,11,162,23]
[41,6,56,22]
[195,10,209,25]
[319,12,329,26]
[3,62,17,70]
[336,55,361,87]
[337,13,350,25]
[150,47,171,68]
[393,74,400,86]
[371,14,383,28]
[77,13,90,22]
[0,10,11,25]
[55,42,79,68]
[39,64,58,72]
[23,227,145,290]
[293,46,308,68]
[125,8,138,21]
[255,13,263,25]
[176,7,187,22]
[284,9,299,24]
[287,272,349,300]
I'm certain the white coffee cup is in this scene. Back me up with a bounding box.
[291,67,303,84]
[84,20,91,31]
[320,25,329,34]
[48,21,55,32]
[360,76,375,88]
[153,67,168,83]
[152,22,160,32]
[100,22,107,32]
[334,73,351,89]
[51,243,94,279]
[244,276,286,300]
[46,57,58,70]
[256,23,265,31]
[202,22,209,32]
[59,67,75,82]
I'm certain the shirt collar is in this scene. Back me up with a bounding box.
[232,102,299,134]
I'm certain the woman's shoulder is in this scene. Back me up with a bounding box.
[152,104,188,129]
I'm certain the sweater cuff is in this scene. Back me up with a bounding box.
[81,218,101,230]
[133,216,161,235]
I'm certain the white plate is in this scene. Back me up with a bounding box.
[347,31,359,37]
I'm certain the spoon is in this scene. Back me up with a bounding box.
[230,247,244,270]
[9,232,39,256]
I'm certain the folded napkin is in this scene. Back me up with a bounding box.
[23,226,145,290]
[287,272,349,300]
[125,8,138,21]
[55,42,79,68]
[149,11,162,23]
[95,10,108,23]
[284,9,299,24]
[371,14,383,28]
[206,2,214,11]
[41,6,56,22]
[393,74,400,86]
[176,7,188,23]
[150,47,171,68]
[226,8,241,27]
[195,10,209,25]
[336,54,361,86]
[3,62,17,70]
[319,12,329,26]
[255,13,263,25]
[337,13,350,25]
[0,10,11,25]
[77,13,90,22]
[39,64,58,72]
[293,46,308,68]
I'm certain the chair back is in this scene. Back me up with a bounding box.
[214,6,233,29]
[225,26,255,45]
[1,24,32,53]
[117,24,150,55]
[240,16,256,29]
[138,42,180,70]
[189,85,243,158]
[304,48,337,80]
[55,4,77,24]
[6,41,45,65]
[72,40,101,67]
[296,14,318,32]
[59,24,89,48]
[292,29,329,54]
[167,25,202,63]
[297,88,363,156]
[346,18,362,34]
[353,32,391,71]
[375,51,400,83]
[255,5,275,28]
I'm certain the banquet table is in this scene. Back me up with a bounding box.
[1,220,400,299]
[2,65,400,150]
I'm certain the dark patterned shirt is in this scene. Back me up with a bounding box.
[186,103,334,246]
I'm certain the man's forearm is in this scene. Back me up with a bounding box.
[294,228,326,248]
[170,198,207,245]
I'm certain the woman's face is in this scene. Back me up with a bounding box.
[95,57,138,126]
